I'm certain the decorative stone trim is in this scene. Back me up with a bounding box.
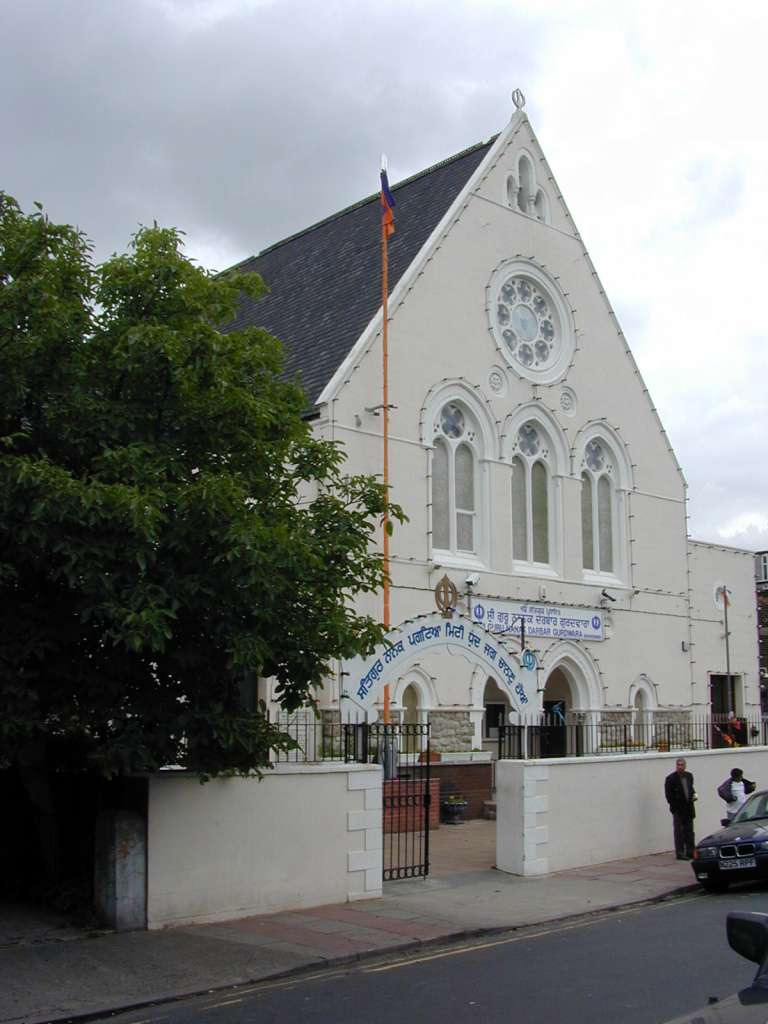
[346,765,383,900]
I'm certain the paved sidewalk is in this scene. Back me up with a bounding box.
[0,826,696,1024]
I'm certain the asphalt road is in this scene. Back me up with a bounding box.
[96,887,768,1024]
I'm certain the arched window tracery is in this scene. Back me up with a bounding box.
[431,401,480,556]
[511,421,551,566]
[580,437,619,576]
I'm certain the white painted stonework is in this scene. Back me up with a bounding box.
[496,748,768,875]
[146,763,382,929]
[275,107,758,730]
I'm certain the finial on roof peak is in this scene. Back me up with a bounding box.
[511,88,526,111]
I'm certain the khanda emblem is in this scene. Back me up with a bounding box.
[434,575,458,618]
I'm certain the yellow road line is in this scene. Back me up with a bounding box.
[364,896,701,973]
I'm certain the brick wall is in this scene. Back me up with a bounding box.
[430,763,493,820]
[383,778,440,833]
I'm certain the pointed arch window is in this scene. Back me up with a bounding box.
[581,439,615,574]
[432,402,479,555]
[518,155,533,213]
[511,422,550,565]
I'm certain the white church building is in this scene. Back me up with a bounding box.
[229,95,758,754]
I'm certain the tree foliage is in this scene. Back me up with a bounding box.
[0,195,403,778]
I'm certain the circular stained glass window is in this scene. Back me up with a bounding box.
[491,272,564,378]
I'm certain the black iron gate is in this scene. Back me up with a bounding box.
[367,722,432,881]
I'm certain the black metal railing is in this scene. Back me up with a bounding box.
[268,712,429,767]
[498,714,768,760]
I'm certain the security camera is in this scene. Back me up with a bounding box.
[601,588,616,602]
[465,573,480,587]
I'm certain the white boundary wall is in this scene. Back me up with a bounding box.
[146,762,382,929]
[497,748,768,876]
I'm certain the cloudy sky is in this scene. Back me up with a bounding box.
[3,0,766,552]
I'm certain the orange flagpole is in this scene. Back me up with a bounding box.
[381,185,391,725]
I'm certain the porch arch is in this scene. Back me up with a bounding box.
[628,673,658,711]
[540,640,602,712]
[392,667,438,714]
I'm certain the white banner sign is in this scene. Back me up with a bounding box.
[341,612,538,716]
[470,599,604,642]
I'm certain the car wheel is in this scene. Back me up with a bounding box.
[700,877,730,893]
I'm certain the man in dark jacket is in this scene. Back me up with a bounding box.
[717,767,755,821]
[664,757,696,859]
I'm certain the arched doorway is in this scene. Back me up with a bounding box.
[633,688,648,742]
[541,666,574,757]
[629,675,656,745]
[537,646,602,757]
[482,677,511,755]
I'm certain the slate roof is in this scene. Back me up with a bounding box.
[224,137,496,408]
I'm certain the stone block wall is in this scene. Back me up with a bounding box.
[429,710,473,752]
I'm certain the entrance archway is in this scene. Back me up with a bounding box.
[341,612,538,720]
[541,667,573,757]
[483,677,511,754]
[539,643,602,757]
[542,666,573,717]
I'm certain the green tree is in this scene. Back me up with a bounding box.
[0,194,403,780]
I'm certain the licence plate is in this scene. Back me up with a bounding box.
[720,857,756,870]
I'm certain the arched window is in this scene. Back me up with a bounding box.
[432,402,479,556]
[580,439,616,574]
[518,155,533,213]
[506,174,518,208]
[534,188,550,224]
[511,422,550,565]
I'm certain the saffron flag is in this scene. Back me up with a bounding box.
[380,169,396,238]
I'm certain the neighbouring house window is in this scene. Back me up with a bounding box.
[432,402,479,555]
[581,439,615,573]
[511,423,550,565]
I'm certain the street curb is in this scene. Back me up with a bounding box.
[26,883,700,1024]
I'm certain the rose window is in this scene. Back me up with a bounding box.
[494,274,561,374]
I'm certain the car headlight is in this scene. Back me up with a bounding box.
[694,847,719,859]
[754,841,768,852]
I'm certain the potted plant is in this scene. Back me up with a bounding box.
[441,793,469,824]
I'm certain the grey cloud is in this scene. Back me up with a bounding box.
[2,0,540,265]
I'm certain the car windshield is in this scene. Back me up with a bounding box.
[732,791,768,824]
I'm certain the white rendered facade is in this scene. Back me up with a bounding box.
[263,106,758,747]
